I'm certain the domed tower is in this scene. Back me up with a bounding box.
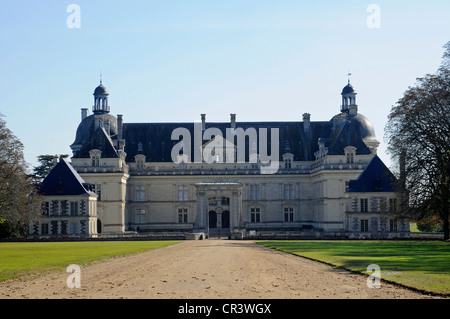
[341,80,357,115]
[93,79,110,114]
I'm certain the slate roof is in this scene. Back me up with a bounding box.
[347,155,397,193]
[38,158,97,196]
[74,126,119,158]
[120,117,374,162]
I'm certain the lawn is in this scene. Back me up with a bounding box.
[257,240,450,295]
[0,241,180,282]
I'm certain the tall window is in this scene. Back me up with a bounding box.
[135,186,145,201]
[178,208,188,223]
[284,158,292,169]
[360,219,369,232]
[93,184,102,201]
[284,184,294,200]
[360,198,368,212]
[250,185,260,200]
[92,155,100,166]
[346,152,354,164]
[70,202,79,216]
[41,223,49,235]
[178,185,188,201]
[389,198,397,212]
[284,207,294,222]
[70,222,78,235]
[42,202,49,216]
[135,209,146,224]
[389,219,398,231]
[250,208,261,223]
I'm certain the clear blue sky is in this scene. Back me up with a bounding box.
[0,0,449,170]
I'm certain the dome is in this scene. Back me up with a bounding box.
[349,113,377,143]
[341,83,355,94]
[72,113,118,147]
[94,84,109,96]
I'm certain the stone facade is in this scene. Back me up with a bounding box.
[32,80,409,239]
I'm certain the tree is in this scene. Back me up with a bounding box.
[33,154,69,179]
[385,41,450,240]
[0,113,41,238]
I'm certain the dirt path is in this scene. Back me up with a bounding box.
[0,240,439,299]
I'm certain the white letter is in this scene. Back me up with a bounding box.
[367,264,381,288]
[366,4,381,29]
[66,264,81,288]
[202,128,223,164]
[66,4,81,29]
[259,128,279,175]
[171,128,191,163]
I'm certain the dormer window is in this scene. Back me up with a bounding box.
[344,146,357,164]
[89,149,102,167]
[135,154,146,171]
[347,153,354,164]
[282,153,294,169]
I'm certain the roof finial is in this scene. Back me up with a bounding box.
[100,71,102,85]
[347,70,352,84]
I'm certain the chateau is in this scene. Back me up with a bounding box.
[31,79,409,239]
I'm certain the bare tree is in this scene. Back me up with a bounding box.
[385,42,450,239]
[0,113,41,238]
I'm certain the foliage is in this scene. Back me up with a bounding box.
[385,41,450,239]
[0,113,41,238]
[416,215,446,233]
[33,154,69,179]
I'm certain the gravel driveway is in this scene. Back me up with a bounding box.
[0,240,438,299]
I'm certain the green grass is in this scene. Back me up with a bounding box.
[257,240,450,295]
[0,241,180,282]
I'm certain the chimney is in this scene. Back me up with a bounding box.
[303,113,310,132]
[81,108,88,121]
[201,114,206,131]
[230,113,236,129]
[117,114,123,139]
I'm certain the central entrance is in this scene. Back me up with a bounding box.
[194,182,243,238]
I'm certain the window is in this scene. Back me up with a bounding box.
[42,202,49,216]
[221,197,230,205]
[250,185,260,200]
[346,152,354,164]
[360,219,369,232]
[41,223,49,235]
[250,208,261,223]
[284,207,294,222]
[389,198,397,213]
[178,208,188,223]
[89,150,102,167]
[70,222,78,235]
[345,181,349,192]
[70,202,78,216]
[389,219,398,231]
[178,185,188,201]
[135,186,145,201]
[92,155,100,166]
[284,184,294,200]
[93,184,102,201]
[284,158,292,169]
[360,198,368,212]
[135,209,146,224]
